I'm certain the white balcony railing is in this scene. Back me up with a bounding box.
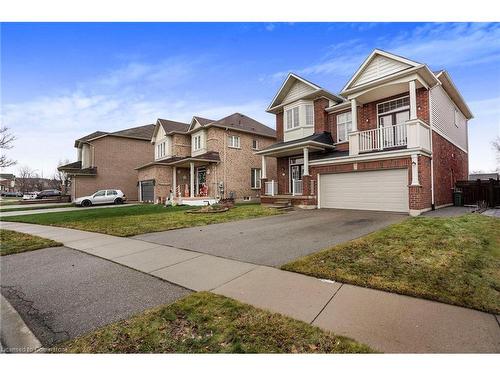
[265,180,278,196]
[358,123,407,153]
[292,179,303,196]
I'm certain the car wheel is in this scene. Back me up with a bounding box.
[114,198,123,205]
[81,200,92,207]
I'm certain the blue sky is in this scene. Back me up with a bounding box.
[1,22,499,176]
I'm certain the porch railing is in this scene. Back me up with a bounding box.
[292,179,303,196]
[265,180,278,196]
[358,123,407,153]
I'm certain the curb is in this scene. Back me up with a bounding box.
[0,294,43,353]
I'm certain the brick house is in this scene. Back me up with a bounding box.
[136,113,277,204]
[0,173,16,192]
[258,49,472,215]
[59,124,155,201]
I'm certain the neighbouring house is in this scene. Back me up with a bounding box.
[258,49,473,215]
[0,173,16,192]
[59,124,155,201]
[469,172,499,181]
[136,113,277,204]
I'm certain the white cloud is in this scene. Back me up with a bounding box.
[272,23,500,83]
[1,56,273,176]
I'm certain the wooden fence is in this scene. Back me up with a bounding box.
[455,179,500,207]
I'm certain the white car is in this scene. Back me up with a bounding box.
[74,189,126,207]
[23,192,39,200]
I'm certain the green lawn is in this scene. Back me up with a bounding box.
[60,292,373,353]
[282,214,500,314]
[0,229,62,256]
[0,203,73,212]
[1,203,279,237]
[0,198,22,206]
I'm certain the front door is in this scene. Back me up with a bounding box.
[290,164,303,183]
[196,167,207,196]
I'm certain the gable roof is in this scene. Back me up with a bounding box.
[267,73,344,113]
[189,116,216,131]
[209,113,276,138]
[157,118,190,134]
[342,49,422,93]
[74,125,154,148]
[435,70,473,119]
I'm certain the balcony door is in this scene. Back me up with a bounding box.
[378,110,409,148]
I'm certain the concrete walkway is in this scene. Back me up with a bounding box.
[1,221,499,353]
[0,203,138,217]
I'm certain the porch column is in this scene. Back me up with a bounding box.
[261,155,267,179]
[350,98,358,132]
[409,80,417,120]
[189,162,195,198]
[172,166,177,197]
[303,147,309,176]
[411,154,420,186]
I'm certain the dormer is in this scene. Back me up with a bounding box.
[267,73,344,142]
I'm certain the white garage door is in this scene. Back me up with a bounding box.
[319,169,409,212]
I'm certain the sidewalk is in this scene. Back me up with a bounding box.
[0,203,138,217]
[1,221,499,353]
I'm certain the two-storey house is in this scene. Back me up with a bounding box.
[136,113,277,204]
[258,49,472,215]
[59,124,155,201]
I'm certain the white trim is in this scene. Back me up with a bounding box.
[267,73,321,111]
[317,173,321,209]
[255,140,335,155]
[325,101,351,113]
[310,147,431,166]
[435,71,473,119]
[429,89,435,207]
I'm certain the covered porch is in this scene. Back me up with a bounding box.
[169,153,220,205]
[256,133,334,207]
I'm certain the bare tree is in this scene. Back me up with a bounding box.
[53,159,70,194]
[0,126,16,168]
[17,166,36,193]
[493,137,500,170]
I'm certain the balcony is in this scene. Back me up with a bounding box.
[358,123,407,153]
[349,119,431,156]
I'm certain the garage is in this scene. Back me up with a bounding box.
[319,169,409,212]
[140,180,155,202]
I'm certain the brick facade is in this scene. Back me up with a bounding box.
[432,131,468,207]
[71,136,153,201]
[313,98,329,133]
[276,112,284,142]
[138,127,277,202]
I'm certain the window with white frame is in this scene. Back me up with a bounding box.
[285,106,300,130]
[156,141,166,159]
[377,96,410,114]
[305,104,314,126]
[336,112,352,143]
[193,135,202,151]
[251,168,261,189]
[228,135,240,148]
[252,139,258,150]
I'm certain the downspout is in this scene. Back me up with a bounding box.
[429,87,435,210]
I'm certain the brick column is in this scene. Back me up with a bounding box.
[302,175,311,196]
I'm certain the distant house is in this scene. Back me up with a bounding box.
[469,172,499,181]
[0,173,16,192]
[136,113,277,204]
[59,124,155,200]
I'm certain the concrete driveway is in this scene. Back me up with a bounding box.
[1,246,190,347]
[134,209,407,267]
